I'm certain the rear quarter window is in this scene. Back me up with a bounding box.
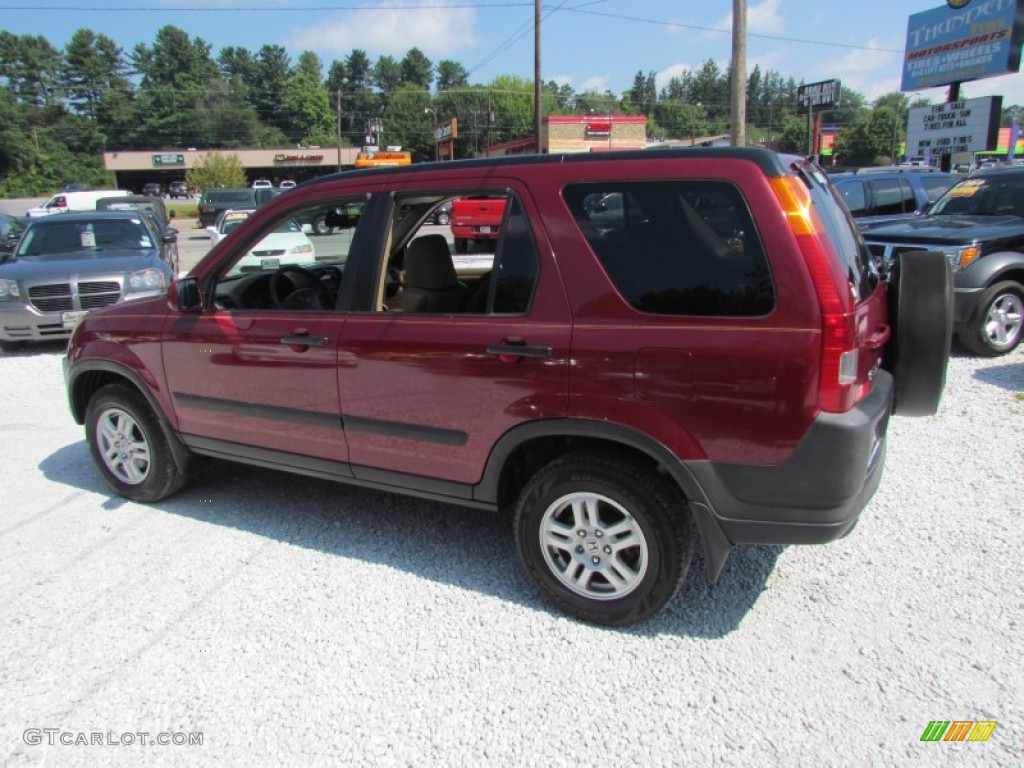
[564,180,773,316]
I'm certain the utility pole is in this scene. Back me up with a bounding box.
[336,89,343,172]
[730,0,747,147]
[534,0,543,153]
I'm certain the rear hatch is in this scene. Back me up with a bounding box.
[771,158,887,413]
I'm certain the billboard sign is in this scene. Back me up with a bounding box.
[902,0,1024,91]
[152,153,185,166]
[796,79,841,113]
[904,96,1002,157]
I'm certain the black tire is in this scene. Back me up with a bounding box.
[436,210,451,226]
[454,238,468,254]
[312,214,331,236]
[956,280,1024,357]
[514,450,691,626]
[884,249,953,417]
[1,340,26,353]
[84,383,188,502]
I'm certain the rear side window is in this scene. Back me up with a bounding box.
[836,179,867,216]
[867,178,915,215]
[564,181,773,316]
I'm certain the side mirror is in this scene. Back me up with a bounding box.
[162,228,178,243]
[205,225,217,237]
[170,277,202,312]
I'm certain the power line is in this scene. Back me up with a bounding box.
[562,7,904,54]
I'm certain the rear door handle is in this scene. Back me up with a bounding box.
[486,342,553,360]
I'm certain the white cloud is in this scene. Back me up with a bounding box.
[824,39,904,101]
[655,64,691,92]
[579,76,610,93]
[709,0,786,37]
[287,3,478,60]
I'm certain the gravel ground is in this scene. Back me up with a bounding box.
[0,344,1021,766]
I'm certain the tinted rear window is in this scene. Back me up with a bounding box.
[203,190,255,205]
[565,180,774,316]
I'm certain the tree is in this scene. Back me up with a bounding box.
[186,151,247,190]
[282,73,333,143]
[253,45,291,133]
[381,83,432,158]
[295,51,322,82]
[435,60,468,92]
[373,55,402,100]
[626,71,657,117]
[399,48,433,90]
[62,29,130,120]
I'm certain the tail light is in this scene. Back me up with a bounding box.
[769,175,859,413]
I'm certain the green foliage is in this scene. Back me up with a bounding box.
[186,151,247,191]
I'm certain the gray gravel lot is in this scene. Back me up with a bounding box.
[0,344,1021,766]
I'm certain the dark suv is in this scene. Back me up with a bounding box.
[63,148,951,626]
[831,167,955,229]
[862,165,1024,356]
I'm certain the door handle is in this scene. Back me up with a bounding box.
[280,333,328,347]
[486,342,553,360]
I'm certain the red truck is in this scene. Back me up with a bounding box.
[450,196,506,253]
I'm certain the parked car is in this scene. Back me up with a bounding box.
[862,164,1024,356]
[279,180,297,190]
[206,208,314,274]
[63,147,951,626]
[26,189,130,218]
[197,187,282,227]
[1,211,176,352]
[96,196,176,274]
[425,200,451,225]
[0,213,27,256]
[168,181,190,199]
[251,178,272,189]
[141,182,162,197]
[831,167,956,230]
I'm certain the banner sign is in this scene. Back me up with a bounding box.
[152,153,185,166]
[904,95,1002,157]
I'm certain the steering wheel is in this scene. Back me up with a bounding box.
[269,265,331,310]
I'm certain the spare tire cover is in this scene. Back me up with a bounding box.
[883,249,953,416]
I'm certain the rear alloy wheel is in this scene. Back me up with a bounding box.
[435,210,451,226]
[514,451,691,626]
[957,280,1024,357]
[884,249,953,416]
[85,383,188,502]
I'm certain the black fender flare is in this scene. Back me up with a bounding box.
[66,359,193,473]
[474,418,735,583]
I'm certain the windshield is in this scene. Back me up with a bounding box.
[928,174,1024,217]
[16,219,154,260]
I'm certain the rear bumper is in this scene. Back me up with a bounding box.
[689,369,894,546]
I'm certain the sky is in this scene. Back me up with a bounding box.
[3,0,1023,107]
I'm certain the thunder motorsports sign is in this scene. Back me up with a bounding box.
[901,0,1024,91]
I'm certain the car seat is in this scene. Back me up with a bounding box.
[388,234,466,312]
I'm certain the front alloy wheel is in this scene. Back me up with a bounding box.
[96,407,151,484]
[959,281,1024,356]
[85,383,189,501]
